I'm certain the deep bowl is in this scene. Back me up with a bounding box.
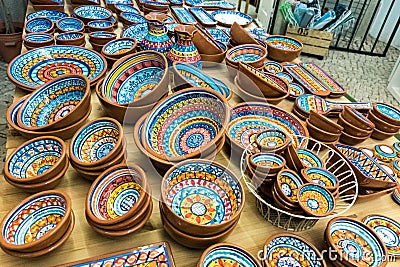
[88,20,114,32]
[56,17,84,33]
[17,75,90,131]
[265,35,303,62]
[297,183,335,217]
[226,44,267,68]
[142,88,229,162]
[296,148,323,168]
[0,190,72,253]
[368,110,400,133]
[101,37,137,59]
[69,117,123,167]
[255,129,290,153]
[119,12,146,26]
[275,169,304,205]
[23,33,54,47]
[161,159,245,236]
[309,110,343,134]
[25,17,54,34]
[249,153,286,174]
[372,102,400,126]
[55,32,85,46]
[301,167,339,191]
[338,113,373,137]
[73,5,113,23]
[89,31,117,45]
[342,106,374,131]
[306,119,341,143]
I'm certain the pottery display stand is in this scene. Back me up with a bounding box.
[2,1,400,266]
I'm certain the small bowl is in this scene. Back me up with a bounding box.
[265,35,303,62]
[249,153,286,174]
[264,61,283,73]
[200,41,227,65]
[342,106,374,131]
[338,114,372,137]
[309,110,343,134]
[283,143,306,173]
[393,142,400,156]
[296,148,323,168]
[114,4,140,14]
[119,12,146,26]
[288,83,305,99]
[339,130,370,145]
[89,31,117,45]
[25,17,54,34]
[226,44,267,69]
[55,32,85,46]
[101,37,137,59]
[69,117,124,167]
[301,167,339,192]
[275,169,304,205]
[306,119,341,143]
[372,102,400,126]
[374,144,397,162]
[56,17,84,33]
[88,20,114,32]
[371,127,396,140]
[0,190,72,253]
[26,9,68,23]
[90,42,105,53]
[368,110,400,133]
[73,5,113,24]
[255,129,290,153]
[297,183,335,217]
[23,33,54,47]
[275,72,293,84]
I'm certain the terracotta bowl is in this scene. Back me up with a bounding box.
[368,110,400,133]
[230,21,258,45]
[119,11,146,26]
[88,20,114,32]
[55,32,85,46]
[71,164,104,181]
[25,17,54,34]
[0,190,72,253]
[69,117,124,167]
[309,110,343,134]
[338,114,372,137]
[73,5,113,24]
[265,35,303,62]
[89,31,117,45]
[23,33,54,47]
[301,167,339,192]
[371,127,395,140]
[272,185,301,212]
[4,136,67,184]
[200,41,227,65]
[101,37,137,59]
[56,17,84,33]
[296,148,323,168]
[275,169,304,206]
[226,44,267,69]
[90,42,105,53]
[161,159,244,236]
[249,153,286,174]
[114,4,140,15]
[339,130,370,145]
[372,102,400,126]
[306,119,341,143]
[283,144,306,173]
[16,75,91,132]
[193,30,222,55]
[342,106,374,131]
[255,129,290,153]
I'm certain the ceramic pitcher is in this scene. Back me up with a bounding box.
[167,25,202,69]
[141,13,173,55]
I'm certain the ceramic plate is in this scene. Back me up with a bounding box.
[200,244,260,267]
[121,22,148,42]
[211,10,252,27]
[171,7,197,24]
[27,10,68,23]
[189,7,217,27]
[8,46,106,91]
[205,27,230,45]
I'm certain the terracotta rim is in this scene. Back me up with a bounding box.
[301,167,339,191]
[25,17,54,34]
[73,6,113,22]
[4,136,67,184]
[372,102,400,125]
[56,17,85,33]
[275,168,304,205]
[249,152,286,174]
[226,44,267,66]
[160,158,245,230]
[310,110,344,133]
[69,117,124,167]
[101,37,137,58]
[306,119,341,138]
[0,190,72,251]
[338,114,372,135]
[255,129,290,153]
[141,87,229,162]
[342,106,374,129]
[368,110,400,132]
[265,35,303,52]
[55,32,86,45]
[22,33,54,46]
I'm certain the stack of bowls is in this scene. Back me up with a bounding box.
[265,35,303,62]
[6,75,91,140]
[101,37,137,65]
[114,4,140,15]
[368,102,400,140]
[272,169,304,214]
[88,31,117,52]
[55,32,86,46]
[96,51,169,123]
[69,117,126,181]
[3,136,68,192]
[160,159,245,249]
[306,110,342,143]
[85,164,153,236]
[23,33,54,50]
[225,44,267,78]
[193,28,228,65]
[338,108,374,145]
[0,190,74,258]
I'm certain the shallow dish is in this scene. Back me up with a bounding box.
[255,129,290,153]
[56,17,84,33]
[226,44,267,69]
[372,102,400,126]
[211,10,252,27]
[297,183,335,217]
[87,20,114,32]
[27,10,68,23]
[55,32,85,46]
[23,33,54,47]
[296,148,323,168]
[101,38,137,59]
[266,35,302,62]
[249,153,286,174]
[73,5,112,23]
[264,61,283,73]
[276,169,304,205]
[301,167,339,192]
[25,17,54,34]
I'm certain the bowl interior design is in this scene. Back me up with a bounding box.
[24,33,53,44]
[303,168,338,189]
[298,184,334,216]
[256,129,288,150]
[266,36,302,51]
[74,5,112,20]
[200,244,260,267]
[227,45,266,63]
[88,20,113,28]
[103,38,136,56]
[57,17,84,32]
[56,32,84,41]
[26,18,53,33]
[296,149,323,168]
[250,153,285,169]
[277,169,304,203]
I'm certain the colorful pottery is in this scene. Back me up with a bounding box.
[120,12,146,25]
[276,169,304,204]
[56,17,84,32]
[298,183,335,217]
[249,153,285,174]
[73,5,112,23]
[121,22,148,42]
[55,32,85,46]
[226,45,267,68]
[266,36,303,62]
[373,102,400,126]
[167,25,202,69]
[141,14,173,55]
[393,142,400,156]
[394,159,400,177]
[275,72,293,84]
[186,0,236,9]
[255,129,289,153]
[87,20,113,31]
[102,38,137,58]
[171,6,197,24]
[264,61,283,73]
[302,168,338,191]
[114,4,139,14]
[23,33,54,47]
[297,149,323,168]
[205,27,230,45]
[211,10,252,27]
[288,83,305,99]
[27,10,68,23]
[374,145,396,162]
[189,7,217,27]
[25,17,54,34]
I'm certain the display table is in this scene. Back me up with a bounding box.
[1,1,400,266]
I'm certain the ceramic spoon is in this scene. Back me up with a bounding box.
[295,94,372,116]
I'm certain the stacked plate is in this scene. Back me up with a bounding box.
[160,160,245,249]
[0,190,74,258]
[69,117,127,181]
[306,110,342,143]
[85,164,153,237]
[369,102,400,140]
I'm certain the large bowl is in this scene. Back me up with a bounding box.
[16,75,90,131]
[56,17,84,33]
[4,136,67,184]
[23,33,54,47]
[161,159,245,236]
[102,51,169,107]
[73,5,113,24]
[25,17,54,34]
[225,44,267,69]
[55,32,85,46]
[142,88,229,162]
[102,38,137,59]
[0,190,72,253]
[265,35,303,62]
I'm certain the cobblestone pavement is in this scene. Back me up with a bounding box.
[0,47,399,169]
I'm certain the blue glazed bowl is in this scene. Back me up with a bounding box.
[56,17,84,33]
[255,129,290,153]
[4,136,67,184]
[142,88,229,161]
[115,4,140,14]
[55,32,85,46]
[265,35,303,62]
[288,83,305,99]
[302,167,339,192]
[102,51,168,106]
[264,61,283,73]
[121,22,148,42]
[101,37,137,58]
[26,10,68,23]
[297,183,335,217]
[119,12,146,25]
[88,20,114,32]
[249,152,286,174]
[25,17,54,34]
[226,44,267,69]
[17,75,90,131]
[73,5,113,23]
[373,102,400,126]
[161,159,244,236]
[69,117,123,167]
[296,148,323,168]
[276,169,304,205]
[23,33,54,47]
[89,31,117,45]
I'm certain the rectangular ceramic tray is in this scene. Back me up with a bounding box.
[171,7,197,25]
[189,7,217,27]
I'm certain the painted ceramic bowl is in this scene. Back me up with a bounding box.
[249,153,286,174]
[263,234,326,267]
[73,5,113,23]
[161,159,244,236]
[265,35,303,62]
[23,33,54,47]
[56,17,84,33]
[121,22,148,43]
[89,31,117,45]
[288,83,305,99]
[4,136,67,184]
[225,44,267,68]
[301,168,339,192]
[69,117,124,167]
[372,102,400,126]
[25,17,54,34]
[0,190,72,252]
[198,243,261,267]
[255,129,290,153]
[17,75,90,131]
[88,20,114,32]
[264,61,283,73]
[115,4,140,14]
[101,38,137,59]
[119,12,146,26]
[276,72,293,84]
[55,32,85,46]
[342,106,375,131]
[86,164,149,226]
[142,88,229,162]
[275,169,304,205]
[27,10,68,23]
[8,45,107,91]
[296,149,323,168]
[368,111,400,134]
[297,183,335,217]
[362,214,400,257]
[326,217,388,267]
[374,144,396,162]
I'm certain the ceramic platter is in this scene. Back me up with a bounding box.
[121,22,148,42]
[189,7,217,27]
[228,103,308,152]
[211,10,252,27]
[171,7,197,25]
[8,45,107,91]
[186,0,236,10]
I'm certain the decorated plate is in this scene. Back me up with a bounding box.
[200,244,260,267]
[205,27,230,45]
[298,184,335,217]
[8,45,107,91]
[121,22,148,42]
[189,7,217,27]
[211,10,252,27]
[27,10,68,23]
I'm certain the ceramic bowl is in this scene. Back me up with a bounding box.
[342,106,375,131]
[69,117,124,167]
[288,83,305,99]
[297,183,335,217]
[372,102,400,126]
[296,148,323,168]
[255,129,290,153]
[119,12,146,26]
[114,4,140,14]
[283,143,306,173]
[340,130,370,145]
[200,48,227,65]
[16,75,90,132]
[249,153,286,174]
[25,17,54,34]
[306,119,341,143]
[226,44,267,69]
[198,243,261,267]
[142,88,229,162]
[101,51,168,107]
[90,42,105,53]
[264,61,283,73]
[371,127,396,140]
[275,169,304,205]
[23,33,54,47]
[325,217,388,267]
[301,167,339,192]
[338,113,372,137]
[271,184,301,212]
[161,159,244,236]
[4,136,67,184]
[89,31,117,45]
[374,144,397,162]
[101,38,137,59]
[27,9,68,23]
[73,5,113,24]
[88,20,114,32]
[263,233,326,267]
[265,35,303,62]
[86,164,149,226]
[309,110,343,134]
[56,17,84,33]
[368,110,400,133]
[55,32,85,46]
[0,190,72,253]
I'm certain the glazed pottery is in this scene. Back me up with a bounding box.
[309,110,343,134]
[171,6,197,24]
[371,127,396,140]
[301,168,339,192]
[205,27,230,45]
[368,110,400,133]
[189,7,217,27]
[119,12,146,26]
[288,83,306,99]
[121,22,148,42]
[297,183,335,217]
[73,5,113,23]
[27,10,68,23]
[342,106,375,131]
[374,145,397,162]
[87,20,114,32]
[55,32,85,46]
[141,13,173,55]
[306,119,341,143]
[200,46,227,64]
[192,28,222,55]
[393,142,400,156]
[264,61,283,73]
[25,17,54,34]
[23,34,54,50]
[102,38,137,59]
[230,21,258,45]
[8,45,107,91]
[372,102,400,126]
[265,35,303,62]
[167,25,202,69]
[114,4,139,14]
[226,44,267,69]
[17,75,90,131]
[185,0,236,10]
[275,169,304,205]
[338,113,373,137]
[249,153,286,174]
[211,10,252,27]
[56,17,84,33]
[339,130,371,145]
[89,31,117,45]
[296,148,323,168]
[255,129,290,153]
